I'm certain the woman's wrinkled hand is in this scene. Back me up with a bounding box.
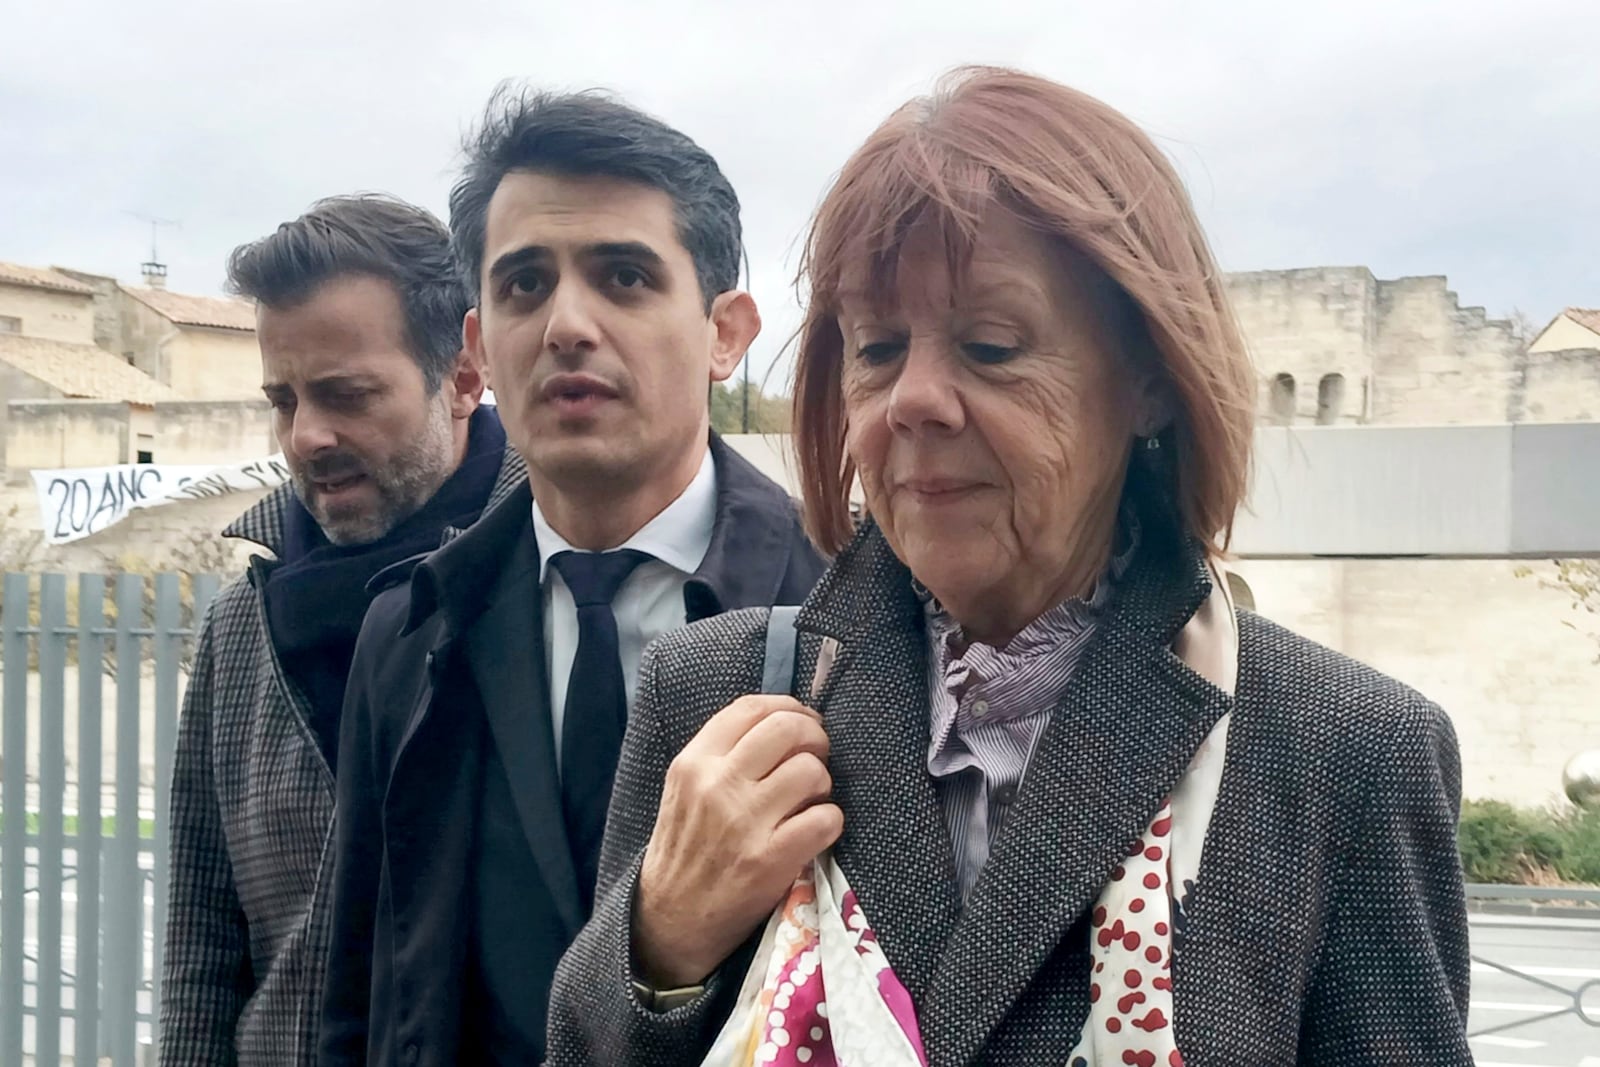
[631,695,844,988]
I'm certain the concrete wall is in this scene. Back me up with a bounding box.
[1530,315,1600,354]
[117,296,176,384]
[55,269,124,352]
[0,282,96,345]
[1235,424,1600,559]
[4,401,129,476]
[1516,349,1600,423]
[164,327,262,401]
[3,398,272,483]
[151,400,274,465]
[0,365,63,475]
[1233,558,1599,808]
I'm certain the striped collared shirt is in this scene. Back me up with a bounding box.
[923,526,1137,899]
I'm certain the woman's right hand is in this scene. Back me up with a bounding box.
[631,695,844,989]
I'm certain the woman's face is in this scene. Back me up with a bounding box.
[839,208,1148,645]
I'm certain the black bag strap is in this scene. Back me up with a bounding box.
[760,605,802,695]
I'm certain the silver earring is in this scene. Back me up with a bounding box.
[1142,435,1161,451]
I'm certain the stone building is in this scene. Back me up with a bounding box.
[0,260,261,402]
[54,268,261,401]
[0,262,98,343]
[0,259,272,568]
[1227,268,1600,427]
[1529,307,1600,354]
[0,262,185,477]
[0,259,269,472]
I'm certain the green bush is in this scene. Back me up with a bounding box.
[1553,805,1600,884]
[1459,798,1600,885]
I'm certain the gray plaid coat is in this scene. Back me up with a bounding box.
[159,447,525,1067]
[546,515,1473,1065]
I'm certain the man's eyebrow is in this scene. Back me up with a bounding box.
[584,241,666,268]
[306,374,381,390]
[261,375,381,398]
[486,245,549,285]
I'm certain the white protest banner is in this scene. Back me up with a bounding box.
[31,454,291,545]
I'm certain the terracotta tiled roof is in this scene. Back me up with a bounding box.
[0,261,96,296]
[122,286,256,332]
[1564,308,1600,336]
[0,334,183,404]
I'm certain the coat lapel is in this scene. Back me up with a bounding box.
[794,530,963,1006]
[684,434,804,619]
[460,528,584,936]
[920,537,1233,1065]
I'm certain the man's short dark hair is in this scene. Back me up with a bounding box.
[226,194,469,391]
[449,86,742,312]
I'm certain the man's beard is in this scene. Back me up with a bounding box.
[292,400,457,547]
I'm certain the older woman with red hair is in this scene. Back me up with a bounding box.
[546,67,1472,1066]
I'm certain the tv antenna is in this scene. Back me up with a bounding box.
[125,211,181,288]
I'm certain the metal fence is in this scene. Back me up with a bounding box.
[0,572,219,1067]
[1465,882,1600,1051]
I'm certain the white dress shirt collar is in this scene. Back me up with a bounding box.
[531,445,716,580]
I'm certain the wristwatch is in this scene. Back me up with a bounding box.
[630,977,706,1013]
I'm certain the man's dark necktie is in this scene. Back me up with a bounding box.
[549,548,652,909]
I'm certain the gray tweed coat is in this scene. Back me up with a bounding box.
[159,446,525,1067]
[545,516,1473,1066]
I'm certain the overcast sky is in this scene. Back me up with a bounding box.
[3,0,1595,384]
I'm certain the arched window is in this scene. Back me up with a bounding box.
[1269,373,1296,424]
[1316,373,1346,425]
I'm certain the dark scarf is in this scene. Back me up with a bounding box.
[264,405,507,771]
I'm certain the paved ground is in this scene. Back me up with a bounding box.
[1468,913,1600,1067]
[9,844,156,1065]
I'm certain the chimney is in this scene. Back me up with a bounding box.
[141,260,168,290]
